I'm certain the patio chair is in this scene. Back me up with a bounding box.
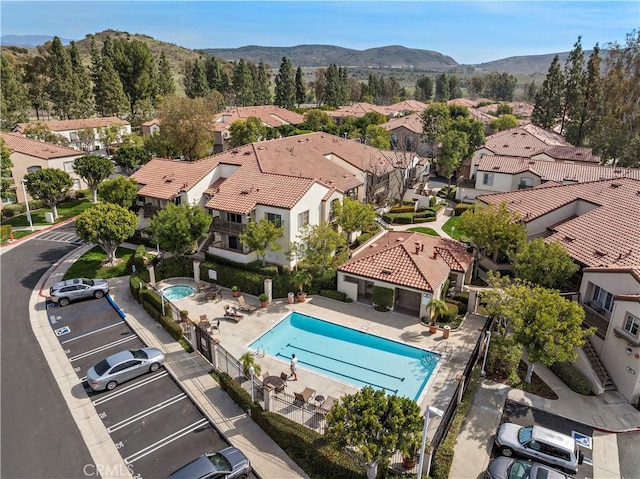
[280,371,289,383]
[294,387,316,408]
[200,314,208,323]
[237,295,257,314]
[208,319,220,334]
[319,395,338,414]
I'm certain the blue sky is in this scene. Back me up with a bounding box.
[2,1,638,64]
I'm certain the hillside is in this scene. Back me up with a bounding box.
[203,44,457,70]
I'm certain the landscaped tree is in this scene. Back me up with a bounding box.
[97,124,124,155]
[326,386,423,479]
[109,38,157,116]
[97,176,139,209]
[1,54,29,129]
[303,109,334,131]
[274,56,295,109]
[567,44,602,147]
[531,55,564,129]
[231,59,254,106]
[459,202,528,278]
[229,117,266,147]
[45,36,74,119]
[75,203,137,265]
[239,217,285,266]
[290,221,348,274]
[436,129,467,185]
[333,197,376,244]
[488,280,594,383]
[23,168,74,219]
[295,66,305,107]
[560,37,586,136]
[69,41,95,119]
[414,75,433,102]
[156,51,176,97]
[93,53,129,118]
[490,114,519,132]
[150,203,212,255]
[113,144,151,175]
[514,238,579,290]
[158,95,213,161]
[255,59,272,105]
[0,138,14,202]
[364,124,391,149]
[421,102,450,163]
[73,155,114,203]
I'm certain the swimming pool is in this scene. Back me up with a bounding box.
[249,312,440,400]
[162,285,195,301]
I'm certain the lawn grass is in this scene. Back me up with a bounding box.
[0,230,35,244]
[63,246,135,280]
[408,227,440,236]
[442,216,470,242]
[2,199,95,228]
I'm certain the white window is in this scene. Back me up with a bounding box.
[266,212,282,227]
[482,173,494,186]
[519,177,533,189]
[26,165,41,174]
[298,210,309,229]
[593,285,615,313]
[72,179,81,190]
[623,314,639,337]
[64,161,75,173]
[69,131,79,141]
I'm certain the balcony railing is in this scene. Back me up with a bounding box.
[457,178,475,188]
[581,303,609,339]
[143,204,163,218]
[211,216,246,234]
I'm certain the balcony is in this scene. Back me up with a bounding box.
[457,178,475,188]
[211,216,246,234]
[581,303,609,339]
[143,204,163,218]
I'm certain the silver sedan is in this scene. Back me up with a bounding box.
[87,348,165,391]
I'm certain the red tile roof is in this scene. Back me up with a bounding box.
[0,132,80,159]
[478,178,640,275]
[13,116,129,133]
[534,145,600,163]
[381,113,424,134]
[482,124,572,158]
[477,156,640,182]
[339,231,473,291]
[212,106,304,132]
[326,102,393,119]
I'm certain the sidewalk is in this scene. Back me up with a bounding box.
[449,368,640,479]
[36,244,309,479]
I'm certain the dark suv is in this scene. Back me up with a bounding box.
[49,278,109,307]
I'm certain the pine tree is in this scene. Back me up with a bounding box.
[187,58,210,98]
[324,63,341,108]
[531,55,564,129]
[232,59,255,106]
[415,76,433,102]
[1,54,29,129]
[157,51,175,97]
[24,55,49,121]
[295,67,305,107]
[95,56,129,117]
[434,73,450,101]
[576,45,603,147]
[46,36,75,119]
[110,38,157,116]
[339,66,349,106]
[560,37,585,136]
[274,57,295,109]
[448,75,462,100]
[69,41,95,118]
[255,59,272,105]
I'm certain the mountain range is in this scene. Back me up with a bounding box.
[1,32,581,77]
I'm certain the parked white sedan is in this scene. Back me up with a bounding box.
[87,348,165,391]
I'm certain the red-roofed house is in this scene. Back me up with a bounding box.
[13,117,131,152]
[131,133,421,266]
[477,178,640,403]
[1,132,86,204]
[337,231,474,318]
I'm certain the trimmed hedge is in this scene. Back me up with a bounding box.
[389,205,415,213]
[439,302,459,323]
[160,313,183,341]
[1,199,45,218]
[129,274,144,302]
[0,224,12,240]
[454,203,474,216]
[372,285,394,311]
[449,292,469,315]
[550,362,592,395]
[320,289,348,302]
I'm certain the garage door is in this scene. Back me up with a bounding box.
[396,289,421,313]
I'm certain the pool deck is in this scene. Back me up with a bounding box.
[163,280,485,427]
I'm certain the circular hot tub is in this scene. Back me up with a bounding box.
[162,285,195,301]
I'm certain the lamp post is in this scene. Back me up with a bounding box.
[21,180,34,232]
[480,330,492,377]
[417,405,444,479]
[161,292,165,316]
[249,365,255,402]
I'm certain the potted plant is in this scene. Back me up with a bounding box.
[259,293,269,307]
[239,352,261,380]
[231,285,240,298]
[180,310,189,321]
[428,298,447,334]
[291,269,313,302]
[401,432,423,469]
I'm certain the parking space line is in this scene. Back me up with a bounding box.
[124,418,209,465]
[92,371,169,406]
[107,393,188,433]
[61,321,125,344]
[68,335,137,362]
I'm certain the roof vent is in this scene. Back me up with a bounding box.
[243,151,251,155]
[492,166,500,170]
[369,243,378,248]
[563,235,575,243]
[594,249,607,257]
[396,237,404,242]
[381,268,393,275]
[503,144,509,148]
[610,183,621,188]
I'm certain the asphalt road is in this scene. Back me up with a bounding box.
[0,228,96,479]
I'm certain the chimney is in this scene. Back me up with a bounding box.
[414,242,420,255]
[432,250,438,260]
[420,243,424,252]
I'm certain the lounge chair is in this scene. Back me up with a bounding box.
[319,395,338,414]
[237,295,257,313]
[223,304,244,322]
[294,387,316,408]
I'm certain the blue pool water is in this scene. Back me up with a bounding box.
[163,285,195,301]
[249,312,439,400]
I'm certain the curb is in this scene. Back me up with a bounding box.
[2,216,78,249]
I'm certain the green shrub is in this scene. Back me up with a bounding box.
[389,205,414,213]
[372,286,394,311]
[429,195,437,207]
[439,302,458,323]
[0,224,12,240]
[126,230,158,248]
[454,203,474,216]
[393,214,414,224]
[487,335,523,384]
[1,200,44,218]
[354,232,371,246]
[160,313,183,341]
[550,362,592,395]
[129,274,144,302]
[132,245,149,272]
[74,189,90,199]
[154,256,193,281]
[413,211,436,219]
[320,289,348,301]
[447,297,468,315]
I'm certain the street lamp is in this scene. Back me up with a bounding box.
[480,330,492,377]
[21,180,34,232]
[248,365,255,402]
[417,405,444,479]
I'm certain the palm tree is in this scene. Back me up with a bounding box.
[429,298,448,325]
[240,352,261,379]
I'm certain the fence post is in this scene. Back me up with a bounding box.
[457,376,465,405]
[264,386,273,412]
[212,340,219,369]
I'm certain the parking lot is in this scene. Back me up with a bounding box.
[47,295,247,479]
[498,399,594,479]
